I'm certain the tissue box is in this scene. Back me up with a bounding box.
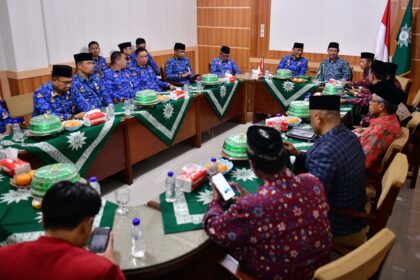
[84,111,106,127]
[176,169,207,193]
[0,158,31,176]
[170,90,186,101]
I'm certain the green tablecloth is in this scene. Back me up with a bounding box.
[261,78,320,110]
[2,116,120,176]
[115,96,193,146]
[0,176,117,246]
[202,80,241,119]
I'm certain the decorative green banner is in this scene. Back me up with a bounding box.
[203,80,241,119]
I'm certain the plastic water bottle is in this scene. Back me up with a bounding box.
[12,120,22,142]
[106,103,114,119]
[89,177,101,195]
[183,84,189,94]
[165,171,176,202]
[209,157,218,176]
[274,114,282,131]
[265,69,270,80]
[131,218,146,258]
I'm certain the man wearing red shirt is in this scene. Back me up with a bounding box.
[0,182,125,280]
[203,126,332,280]
[356,81,403,174]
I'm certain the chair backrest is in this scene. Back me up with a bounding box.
[380,127,409,172]
[4,93,34,118]
[314,228,396,280]
[396,76,412,102]
[160,66,166,82]
[410,88,420,108]
[407,112,420,136]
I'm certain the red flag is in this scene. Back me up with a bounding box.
[374,0,390,62]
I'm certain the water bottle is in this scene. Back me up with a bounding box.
[106,103,114,119]
[131,218,146,258]
[274,114,282,131]
[89,176,101,195]
[12,120,22,142]
[165,171,176,202]
[209,157,218,176]
[183,84,189,95]
[124,99,131,116]
[265,69,270,80]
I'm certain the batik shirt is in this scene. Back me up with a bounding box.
[92,56,108,78]
[351,68,369,88]
[294,124,366,236]
[129,64,170,92]
[277,55,308,77]
[33,81,83,120]
[360,114,401,174]
[103,68,135,100]
[316,58,351,81]
[130,52,160,75]
[165,56,194,85]
[346,88,372,107]
[70,73,112,112]
[210,57,241,77]
[203,169,332,280]
[0,104,12,133]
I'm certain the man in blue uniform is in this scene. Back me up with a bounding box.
[0,103,12,135]
[277,42,308,77]
[165,42,197,85]
[118,42,134,68]
[131,38,160,76]
[210,45,240,77]
[315,42,351,81]
[88,41,108,78]
[33,65,87,120]
[71,53,112,112]
[130,47,175,92]
[284,95,366,250]
[103,51,135,102]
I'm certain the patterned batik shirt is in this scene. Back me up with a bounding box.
[92,56,108,78]
[70,73,112,112]
[346,88,372,107]
[360,114,401,174]
[102,68,135,100]
[277,55,308,77]
[165,56,194,85]
[0,103,12,133]
[32,81,82,120]
[129,64,169,92]
[203,169,332,280]
[351,69,370,88]
[210,57,241,77]
[294,124,366,236]
[316,58,351,81]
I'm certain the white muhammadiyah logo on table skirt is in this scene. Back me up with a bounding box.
[197,189,213,205]
[220,85,227,98]
[67,131,87,151]
[231,168,257,182]
[163,103,174,120]
[0,189,31,204]
[282,81,295,92]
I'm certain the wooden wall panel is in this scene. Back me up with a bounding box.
[197,0,251,6]
[197,27,250,47]
[197,8,251,28]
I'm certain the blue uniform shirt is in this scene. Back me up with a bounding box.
[103,68,135,100]
[210,57,241,77]
[92,56,108,78]
[129,63,169,92]
[165,56,194,85]
[294,124,366,236]
[131,52,160,75]
[33,81,82,120]
[277,55,308,77]
[316,58,351,81]
[70,73,112,112]
[0,104,12,133]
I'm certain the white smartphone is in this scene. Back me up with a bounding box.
[211,173,236,201]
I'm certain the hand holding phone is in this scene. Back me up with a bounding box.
[89,227,111,253]
[210,173,236,201]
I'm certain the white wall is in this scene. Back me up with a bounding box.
[0,0,197,71]
[269,0,387,56]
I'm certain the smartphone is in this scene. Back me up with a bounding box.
[89,227,110,253]
[211,173,236,201]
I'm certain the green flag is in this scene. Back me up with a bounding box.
[392,0,413,75]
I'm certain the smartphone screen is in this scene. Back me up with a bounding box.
[211,173,235,201]
[89,227,110,253]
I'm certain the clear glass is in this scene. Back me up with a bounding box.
[115,186,130,215]
[124,100,132,116]
[196,80,203,92]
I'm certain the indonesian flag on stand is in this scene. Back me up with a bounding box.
[373,0,390,62]
[257,57,264,74]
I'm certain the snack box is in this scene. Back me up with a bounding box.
[0,158,31,176]
[176,169,207,193]
[83,111,107,127]
[170,90,186,101]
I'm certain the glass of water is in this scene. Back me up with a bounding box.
[115,186,130,215]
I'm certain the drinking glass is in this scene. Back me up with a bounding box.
[124,100,132,116]
[115,186,130,215]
